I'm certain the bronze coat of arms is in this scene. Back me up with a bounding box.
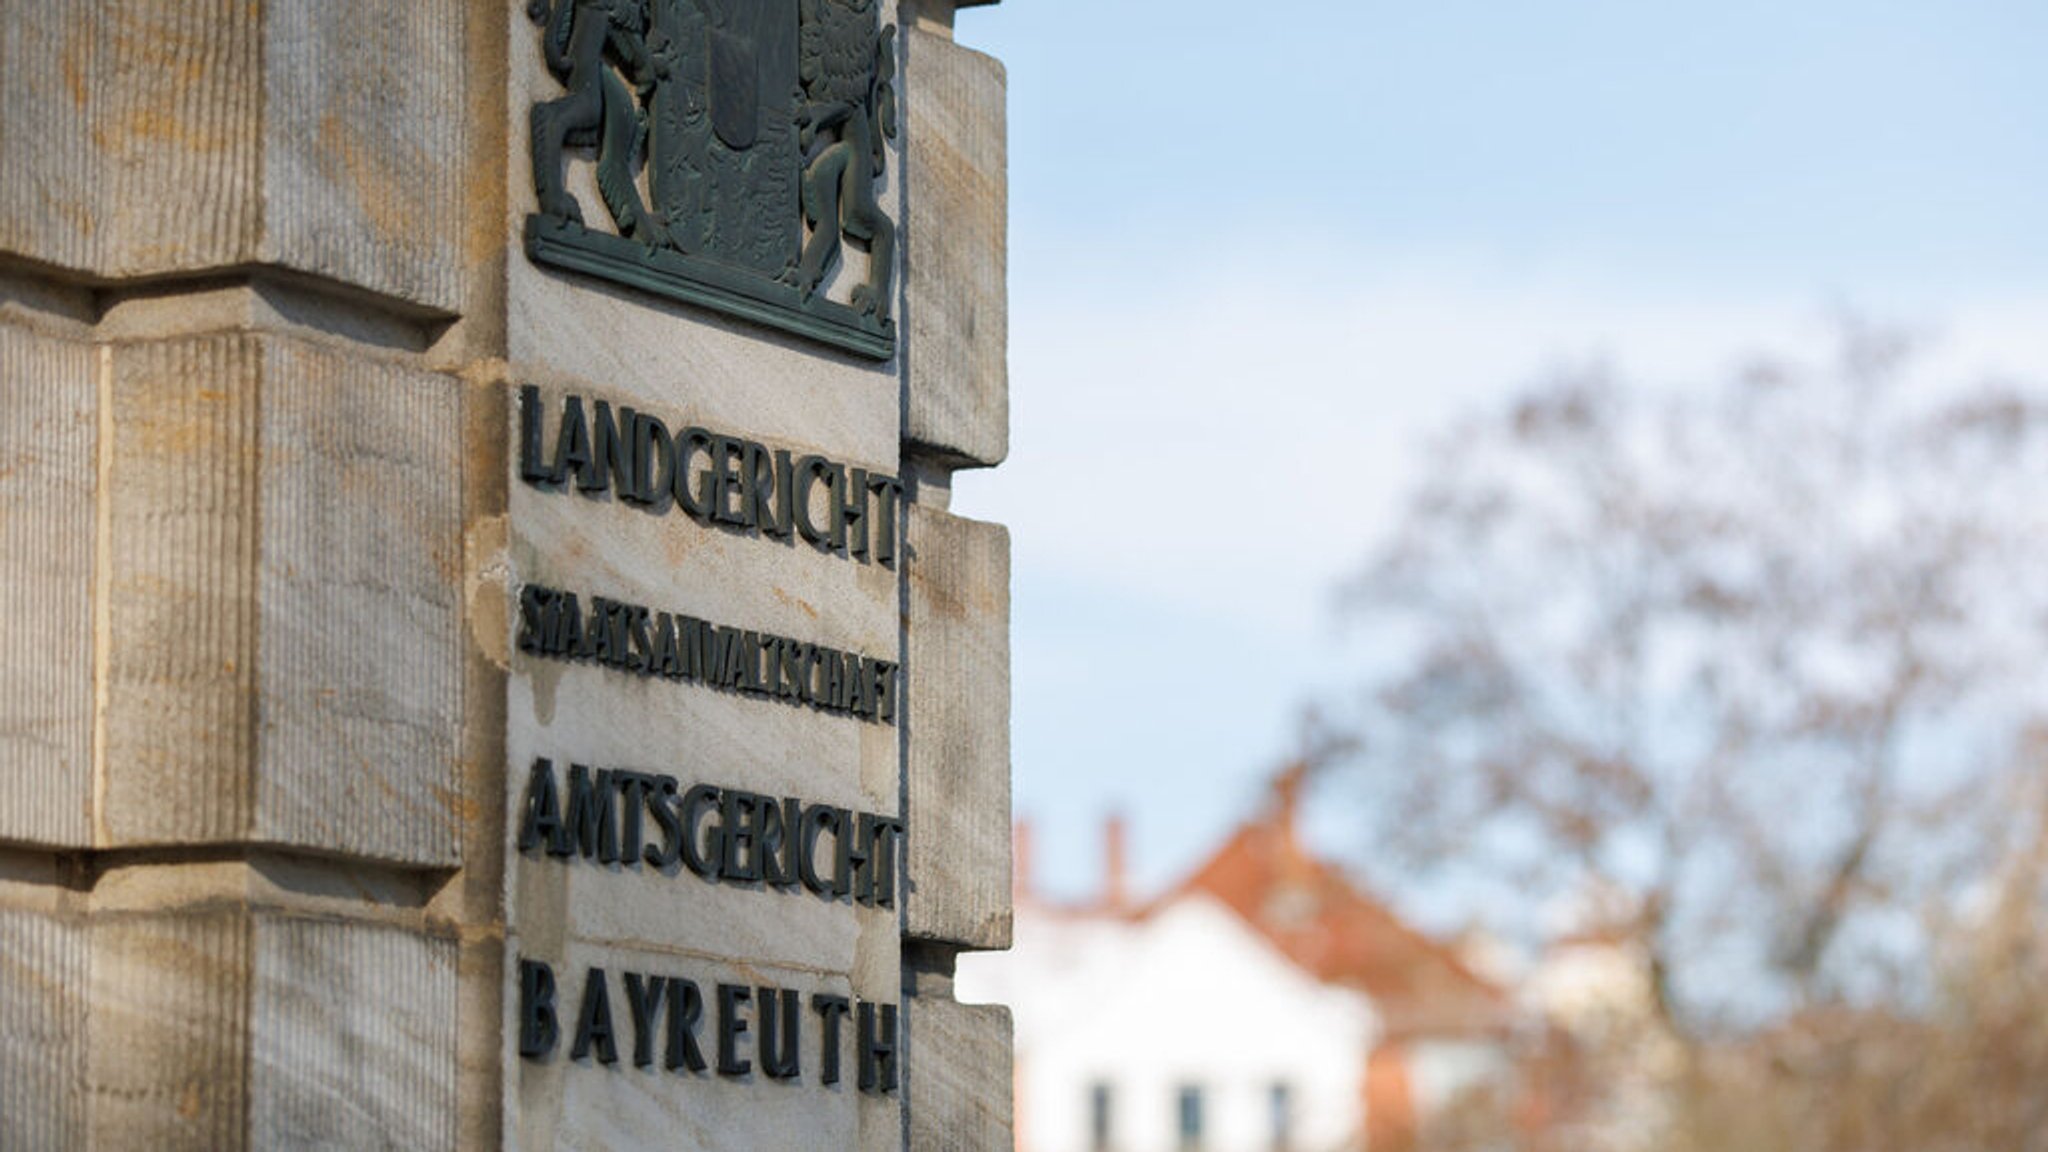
[525,0,899,360]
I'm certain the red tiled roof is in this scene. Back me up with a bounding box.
[1158,763,1509,1038]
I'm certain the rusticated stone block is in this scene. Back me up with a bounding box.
[248,339,463,861]
[258,1,466,313]
[0,0,464,313]
[0,319,95,848]
[249,917,459,1150]
[905,29,1008,469]
[909,994,1014,1152]
[103,336,261,847]
[0,12,105,275]
[0,907,90,1148]
[103,333,462,865]
[88,909,253,1151]
[85,907,459,1151]
[904,507,1012,950]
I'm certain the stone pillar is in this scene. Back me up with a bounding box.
[0,0,1014,1147]
[900,4,1017,1148]
[1,4,471,1146]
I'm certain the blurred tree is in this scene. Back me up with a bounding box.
[1336,321,2048,1147]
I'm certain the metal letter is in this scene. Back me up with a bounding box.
[572,968,620,1066]
[519,959,559,1060]
[812,994,851,1086]
[625,972,667,1069]
[518,758,566,857]
[666,978,708,1073]
[857,1001,897,1094]
[758,987,801,1080]
[717,984,752,1077]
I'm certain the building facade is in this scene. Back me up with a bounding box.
[963,768,1519,1152]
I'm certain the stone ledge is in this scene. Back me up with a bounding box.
[905,29,1009,470]
[93,273,449,353]
[908,992,1014,1152]
[904,507,1012,951]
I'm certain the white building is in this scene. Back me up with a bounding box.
[971,888,1377,1152]
[960,767,1518,1152]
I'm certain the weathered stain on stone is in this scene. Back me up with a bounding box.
[465,513,513,672]
[320,110,419,246]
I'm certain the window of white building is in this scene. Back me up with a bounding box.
[1269,1082,1293,1151]
[1089,1080,1113,1152]
[1176,1084,1205,1151]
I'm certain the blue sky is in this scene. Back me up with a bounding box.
[944,2,2048,907]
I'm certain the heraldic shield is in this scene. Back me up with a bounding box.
[525,0,899,360]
